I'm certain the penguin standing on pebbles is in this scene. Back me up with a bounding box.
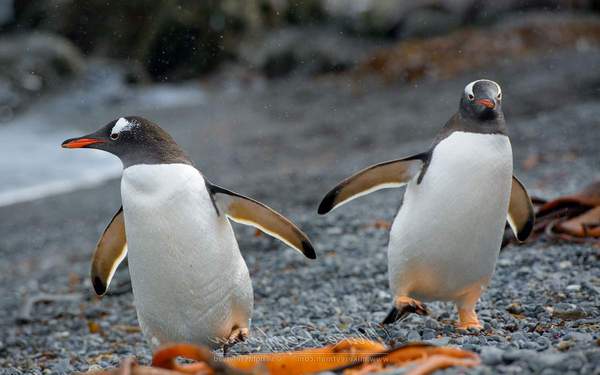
[62,116,315,349]
[318,80,534,329]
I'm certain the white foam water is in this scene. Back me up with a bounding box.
[0,79,207,207]
[0,114,122,207]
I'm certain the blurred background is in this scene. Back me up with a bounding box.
[1,0,600,372]
[1,0,600,205]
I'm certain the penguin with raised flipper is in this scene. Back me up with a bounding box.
[318,80,534,329]
[63,116,315,349]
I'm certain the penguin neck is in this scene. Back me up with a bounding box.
[119,144,193,169]
[432,112,507,147]
[454,111,507,136]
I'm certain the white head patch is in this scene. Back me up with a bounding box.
[111,117,136,136]
[464,79,501,97]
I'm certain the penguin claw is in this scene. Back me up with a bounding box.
[381,297,429,325]
[223,327,249,355]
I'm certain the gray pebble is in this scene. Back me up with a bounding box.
[0,369,23,375]
[421,329,435,340]
[553,303,587,320]
[428,337,450,346]
[481,347,504,366]
[424,319,439,330]
[407,330,421,341]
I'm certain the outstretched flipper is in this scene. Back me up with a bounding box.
[507,176,535,242]
[318,153,428,214]
[207,182,316,259]
[91,206,127,295]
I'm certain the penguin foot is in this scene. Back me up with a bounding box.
[457,321,483,330]
[381,296,429,325]
[223,326,249,355]
[457,308,482,330]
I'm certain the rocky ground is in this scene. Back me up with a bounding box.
[1,44,600,374]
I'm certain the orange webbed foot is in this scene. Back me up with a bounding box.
[457,308,483,331]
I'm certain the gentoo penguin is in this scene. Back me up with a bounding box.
[62,116,315,349]
[318,80,534,329]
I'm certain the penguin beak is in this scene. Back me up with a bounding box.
[475,98,495,109]
[62,136,106,149]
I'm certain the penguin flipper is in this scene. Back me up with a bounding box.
[318,153,428,214]
[507,176,535,241]
[207,183,316,259]
[91,206,128,296]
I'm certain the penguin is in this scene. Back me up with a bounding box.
[318,80,534,329]
[62,116,315,349]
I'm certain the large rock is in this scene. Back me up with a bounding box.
[0,0,13,26]
[464,0,569,25]
[322,0,472,37]
[322,0,588,38]
[239,27,382,78]
[0,32,84,120]
[399,6,463,39]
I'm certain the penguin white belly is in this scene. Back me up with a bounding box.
[121,163,253,348]
[388,132,512,303]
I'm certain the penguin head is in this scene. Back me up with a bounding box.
[459,79,502,121]
[62,116,191,167]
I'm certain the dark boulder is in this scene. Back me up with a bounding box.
[0,32,84,120]
[10,0,329,81]
[239,27,382,78]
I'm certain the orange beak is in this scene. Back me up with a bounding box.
[475,98,495,109]
[62,137,105,149]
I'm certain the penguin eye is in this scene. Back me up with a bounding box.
[497,92,502,100]
[110,133,119,140]
[468,94,475,101]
